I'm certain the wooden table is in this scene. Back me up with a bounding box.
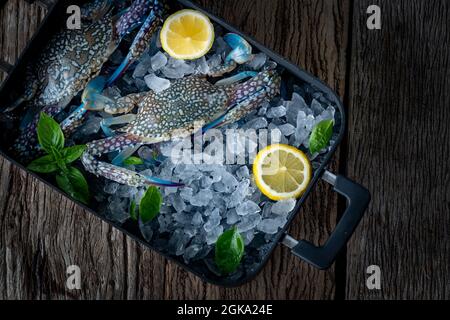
[0,0,448,300]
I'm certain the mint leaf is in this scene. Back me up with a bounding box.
[37,112,64,153]
[61,145,86,164]
[215,227,245,274]
[27,154,58,173]
[309,119,334,154]
[56,166,90,205]
[123,156,144,166]
[129,200,137,221]
[139,186,162,223]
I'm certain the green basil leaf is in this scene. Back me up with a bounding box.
[27,154,58,173]
[61,145,86,164]
[56,167,90,205]
[215,227,245,274]
[51,147,68,173]
[139,186,162,223]
[129,200,137,221]
[37,112,65,153]
[309,119,334,154]
[123,156,144,166]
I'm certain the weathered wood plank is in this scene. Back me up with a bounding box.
[0,0,47,83]
[345,0,450,299]
[0,0,350,299]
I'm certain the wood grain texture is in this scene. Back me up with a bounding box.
[0,0,47,83]
[345,0,450,299]
[0,0,350,299]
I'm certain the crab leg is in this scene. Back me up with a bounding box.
[82,133,182,187]
[107,0,163,86]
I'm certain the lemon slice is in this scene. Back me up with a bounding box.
[160,9,215,60]
[253,144,312,201]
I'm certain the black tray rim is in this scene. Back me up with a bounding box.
[0,0,346,287]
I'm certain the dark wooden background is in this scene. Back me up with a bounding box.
[0,0,448,299]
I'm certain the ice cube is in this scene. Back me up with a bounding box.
[107,197,129,223]
[243,117,268,130]
[247,53,267,70]
[137,146,154,161]
[104,182,119,194]
[294,111,310,145]
[180,187,194,201]
[315,105,336,124]
[134,78,149,91]
[184,226,198,238]
[200,175,213,189]
[151,51,168,71]
[183,244,202,262]
[171,194,186,213]
[213,37,231,57]
[278,123,296,136]
[310,98,325,116]
[266,105,286,118]
[203,209,221,232]
[226,208,240,225]
[77,116,101,136]
[206,225,224,245]
[271,199,296,215]
[257,101,269,116]
[139,220,154,242]
[227,179,250,208]
[257,216,286,234]
[207,54,222,69]
[133,54,152,78]
[162,58,195,79]
[168,229,191,256]
[116,185,137,198]
[286,93,309,124]
[236,166,250,180]
[241,230,255,245]
[236,200,261,216]
[190,189,213,207]
[192,212,203,226]
[237,213,262,232]
[220,170,239,193]
[195,56,210,74]
[144,74,171,93]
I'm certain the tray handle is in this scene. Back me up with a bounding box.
[281,170,370,269]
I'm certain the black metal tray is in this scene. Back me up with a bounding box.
[0,0,370,286]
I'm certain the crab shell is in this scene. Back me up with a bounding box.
[118,70,281,143]
[25,12,117,109]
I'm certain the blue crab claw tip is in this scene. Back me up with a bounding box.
[145,176,184,188]
[223,33,253,64]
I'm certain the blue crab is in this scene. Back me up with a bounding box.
[7,0,165,160]
[81,69,281,187]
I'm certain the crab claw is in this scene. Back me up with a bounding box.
[223,33,253,64]
[208,33,253,77]
[59,76,109,135]
[81,76,114,111]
